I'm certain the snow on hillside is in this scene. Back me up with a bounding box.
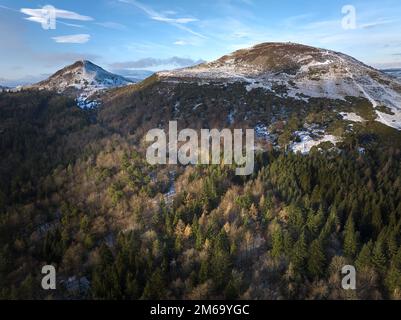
[340,112,365,123]
[376,109,401,130]
[290,130,341,155]
[30,60,133,109]
[158,43,401,131]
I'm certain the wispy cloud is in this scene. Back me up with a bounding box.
[152,16,198,24]
[52,34,90,44]
[20,7,93,26]
[281,13,315,28]
[359,19,398,29]
[0,4,18,12]
[58,21,85,28]
[95,21,127,30]
[174,40,187,46]
[118,0,206,38]
[119,0,196,24]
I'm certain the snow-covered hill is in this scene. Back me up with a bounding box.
[158,42,401,130]
[29,60,133,108]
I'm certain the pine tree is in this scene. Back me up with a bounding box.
[307,239,326,278]
[211,231,232,290]
[199,258,209,284]
[372,240,387,274]
[194,227,203,251]
[271,226,283,258]
[141,268,165,300]
[386,231,399,258]
[343,215,358,258]
[371,206,383,235]
[385,247,401,296]
[355,241,373,270]
[283,230,293,256]
[126,272,139,299]
[292,231,307,273]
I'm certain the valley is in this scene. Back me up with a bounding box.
[0,42,400,300]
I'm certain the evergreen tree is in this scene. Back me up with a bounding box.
[271,225,283,258]
[355,241,373,270]
[385,247,401,296]
[211,231,232,290]
[307,239,326,278]
[343,215,358,258]
[372,240,387,274]
[141,268,165,300]
[199,258,209,284]
[292,231,307,273]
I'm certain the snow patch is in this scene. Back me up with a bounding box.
[340,112,365,123]
[290,131,341,155]
[375,110,401,130]
[255,123,270,140]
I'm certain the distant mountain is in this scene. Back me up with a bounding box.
[382,68,401,81]
[111,69,155,83]
[28,60,133,108]
[0,75,51,88]
[0,85,10,92]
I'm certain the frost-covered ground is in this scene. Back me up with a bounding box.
[288,124,341,154]
[254,123,276,143]
[340,112,365,123]
[375,110,401,130]
[159,43,401,131]
[290,131,341,155]
[76,94,100,109]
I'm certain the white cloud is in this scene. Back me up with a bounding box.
[119,0,206,38]
[119,0,196,24]
[174,40,187,45]
[52,34,90,44]
[152,16,198,24]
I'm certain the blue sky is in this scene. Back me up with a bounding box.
[1,0,401,85]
